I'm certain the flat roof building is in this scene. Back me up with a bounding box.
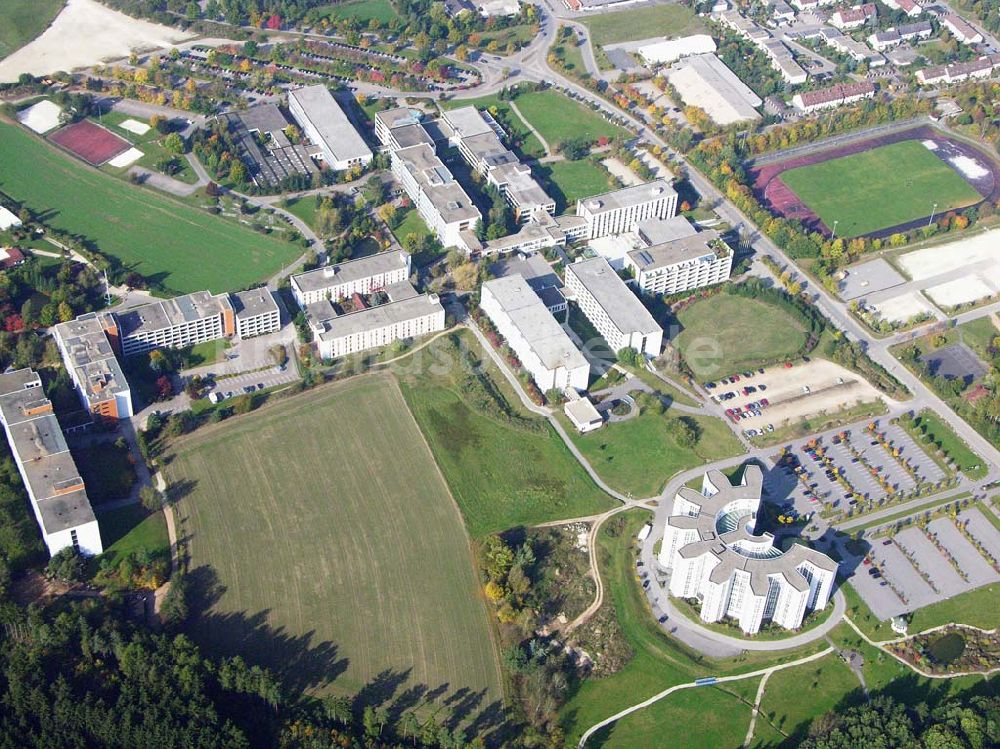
[564,396,603,432]
[576,180,678,240]
[0,369,103,558]
[0,205,22,231]
[391,143,481,250]
[658,468,838,634]
[231,287,281,339]
[310,293,445,359]
[626,229,734,296]
[287,84,373,171]
[52,313,134,422]
[565,257,663,356]
[665,53,762,126]
[374,106,424,147]
[638,34,717,66]
[480,275,589,393]
[117,290,236,357]
[291,251,412,307]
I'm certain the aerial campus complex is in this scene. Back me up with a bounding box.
[2,0,1000,745]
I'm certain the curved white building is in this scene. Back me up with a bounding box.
[658,466,837,634]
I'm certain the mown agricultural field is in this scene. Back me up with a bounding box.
[167,375,503,707]
[0,123,301,293]
[0,0,65,60]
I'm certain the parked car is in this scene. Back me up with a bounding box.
[882,539,892,546]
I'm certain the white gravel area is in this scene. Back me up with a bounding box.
[0,0,193,82]
[898,229,1000,281]
[107,147,144,168]
[872,292,935,323]
[601,157,643,187]
[119,118,151,135]
[16,100,62,133]
[925,275,995,307]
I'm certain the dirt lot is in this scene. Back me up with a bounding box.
[0,0,193,82]
[718,359,885,432]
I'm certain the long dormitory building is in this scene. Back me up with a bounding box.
[54,289,281,421]
[576,180,679,239]
[291,251,412,307]
[0,369,103,557]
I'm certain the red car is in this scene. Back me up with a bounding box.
[760,398,769,407]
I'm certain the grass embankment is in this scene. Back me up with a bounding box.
[0,122,301,294]
[0,0,65,60]
[166,375,503,704]
[900,409,987,480]
[399,332,615,537]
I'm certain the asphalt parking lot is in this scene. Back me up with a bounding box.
[927,517,999,587]
[883,423,947,484]
[959,507,1000,560]
[204,368,299,400]
[895,527,967,597]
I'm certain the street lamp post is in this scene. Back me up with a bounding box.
[928,202,939,227]
[832,219,838,239]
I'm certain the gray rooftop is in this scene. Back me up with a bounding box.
[392,123,435,149]
[0,369,97,534]
[52,314,130,402]
[231,288,279,320]
[635,215,699,246]
[376,106,424,131]
[483,275,587,372]
[667,468,839,596]
[442,106,494,138]
[118,291,231,338]
[628,230,732,272]
[288,84,372,164]
[393,144,481,224]
[385,279,419,302]
[238,103,290,134]
[491,251,562,292]
[317,293,443,341]
[566,257,661,335]
[577,179,676,216]
[291,251,411,295]
[490,162,553,210]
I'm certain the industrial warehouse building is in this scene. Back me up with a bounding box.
[658,467,838,634]
[288,84,373,171]
[0,369,103,557]
[665,53,762,125]
[576,180,678,239]
[480,275,589,392]
[625,228,734,296]
[291,251,412,307]
[565,257,663,356]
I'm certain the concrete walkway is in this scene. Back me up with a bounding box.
[509,98,553,157]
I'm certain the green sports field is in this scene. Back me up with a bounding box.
[0,0,64,60]
[779,140,982,237]
[167,375,503,706]
[0,123,302,294]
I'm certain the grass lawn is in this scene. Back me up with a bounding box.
[281,195,321,232]
[559,409,743,497]
[577,4,705,46]
[391,206,433,247]
[958,316,997,360]
[398,332,615,537]
[167,375,502,705]
[675,294,808,378]
[905,409,986,479]
[553,38,588,77]
[0,123,302,294]
[442,93,545,159]
[0,0,65,60]
[780,141,982,238]
[754,652,864,746]
[315,0,399,23]
[559,510,828,745]
[592,682,754,748]
[96,504,169,567]
[537,160,614,214]
[514,89,627,146]
[71,441,137,503]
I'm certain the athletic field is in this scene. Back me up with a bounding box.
[167,375,503,708]
[779,140,981,237]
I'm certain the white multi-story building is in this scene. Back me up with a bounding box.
[287,84,373,171]
[374,106,425,147]
[626,229,734,296]
[231,288,281,339]
[391,143,482,251]
[309,292,446,359]
[480,275,590,392]
[565,257,663,356]
[0,369,103,557]
[658,467,838,634]
[52,313,134,422]
[576,181,678,240]
[291,252,412,306]
[117,291,236,357]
